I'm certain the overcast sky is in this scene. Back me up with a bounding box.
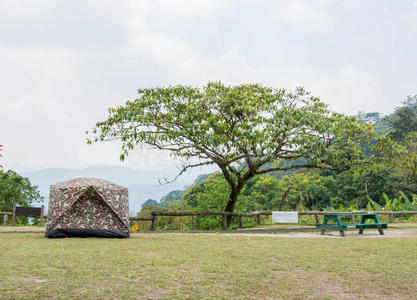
[1,0,416,171]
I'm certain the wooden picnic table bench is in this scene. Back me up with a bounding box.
[319,213,387,237]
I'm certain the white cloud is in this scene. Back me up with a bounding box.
[0,0,55,19]
[406,10,417,32]
[121,14,389,116]
[0,44,131,169]
[277,1,337,30]
[0,0,411,170]
[310,66,386,114]
[127,33,201,68]
[154,0,232,17]
[219,44,246,65]
[4,93,76,124]
[0,46,83,124]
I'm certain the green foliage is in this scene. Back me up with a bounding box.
[158,190,185,208]
[129,90,417,229]
[183,172,231,229]
[134,205,164,230]
[89,82,397,222]
[367,191,417,212]
[182,172,266,229]
[156,199,192,231]
[183,172,229,210]
[141,199,158,209]
[387,132,417,195]
[90,83,381,169]
[383,94,417,142]
[0,169,43,212]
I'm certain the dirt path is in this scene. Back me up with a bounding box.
[208,228,417,238]
[2,225,417,238]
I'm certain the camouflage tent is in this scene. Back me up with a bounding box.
[46,178,129,238]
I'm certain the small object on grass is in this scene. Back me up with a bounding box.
[130,223,140,231]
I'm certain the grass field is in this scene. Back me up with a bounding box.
[0,231,416,299]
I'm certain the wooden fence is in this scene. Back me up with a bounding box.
[1,208,416,230]
[0,205,45,226]
[131,210,417,231]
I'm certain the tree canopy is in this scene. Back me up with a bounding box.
[141,199,158,209]
[0,169,43,212]
[385,94,417,142]
[89,82,399,226]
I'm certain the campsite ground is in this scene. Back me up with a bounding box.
[0,227,416,299]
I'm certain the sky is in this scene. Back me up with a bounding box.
[1,0,417,171]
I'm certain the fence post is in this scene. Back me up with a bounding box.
[150,213,157,231]
[2,214,7,226]
[256,214,261,225]
[192,215,196,230]
[239,216,243,229]
[222,214,227,230]
[351,215,355,223]
[389,213,394,223]
[314,214,320,227]
[12,204,16,226]
[40,205,44,226]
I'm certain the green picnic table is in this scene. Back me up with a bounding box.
[319,213,388,237]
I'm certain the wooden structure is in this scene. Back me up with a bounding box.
[129,210,417,231]
[0,205,45,226]
[319,213,388,236]
[1,209,416,230]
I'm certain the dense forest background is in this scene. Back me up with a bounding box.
[138,95,417,227]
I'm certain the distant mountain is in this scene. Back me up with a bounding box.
[18,164,217,215]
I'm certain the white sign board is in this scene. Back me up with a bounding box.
[272,212,298,223]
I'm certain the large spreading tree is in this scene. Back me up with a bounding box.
[88,82,399,226]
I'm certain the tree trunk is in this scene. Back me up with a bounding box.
[310,191,314,210]
[224,189,240,229]
[299,191,305,207]
[221,167,255,229]
[279,186,292,211]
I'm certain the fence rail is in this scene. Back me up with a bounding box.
[0,205,45,226]
[2,209,416,230]
[135,210,417,231]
